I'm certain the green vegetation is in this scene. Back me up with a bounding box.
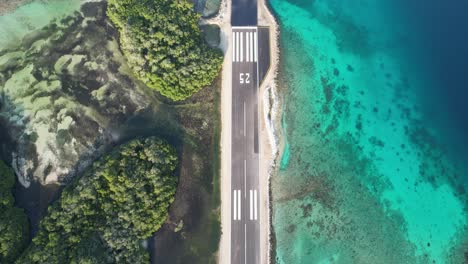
[107,0,223,101]
[0,1,222,261]
[0,160,29,263]
[16,137,178,263]
[159,79,221,263]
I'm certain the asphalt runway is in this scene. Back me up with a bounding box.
[231,27,261,264]
[231,0,257,26]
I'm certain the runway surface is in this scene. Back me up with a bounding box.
[230,27,261,264]
[231,0,257,26]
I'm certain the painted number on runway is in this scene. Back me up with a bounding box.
[240,73,250,84]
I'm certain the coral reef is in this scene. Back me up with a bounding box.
[0,2,152,186]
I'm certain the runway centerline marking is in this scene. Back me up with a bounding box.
[243,102,246,136]
[244,160,247,197]
[244,223,247,264]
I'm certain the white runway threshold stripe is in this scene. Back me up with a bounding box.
[249,190,253,220]
[236,32,240,62]
[254,189,258,220]
[240,32,243,62]
[233,190,242,220]
[238,190,241,220]
[246,32,250,62]
[232,31,236,61]
[249,32,254,62]
[249,189,258,221]
[232,27,259,63]
[254,31,258,62]
[233,190,237,220]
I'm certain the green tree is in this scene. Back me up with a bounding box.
[17,137,178,263]
[107,0,223,101]
[0,160,29,263]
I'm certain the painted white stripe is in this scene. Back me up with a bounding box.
[244,160,247,198]
[245,32,249,62]
[240,32,243,62]
[232,26,257,29]
[246,33,249,62]
[249,32,254,61]
[246,32,250,62]
[236,32,240,62]
[244,223,247,264]
[233,190,237,220]
[254,190,258,220]
[250,31,252,62]
[243,102,246,136]
[254,31,258,62]
[249,190,253,220]
[232,31,236,62]
[237,190,241,220]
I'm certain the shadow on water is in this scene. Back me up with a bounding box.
[0,94,58,236]
[14,182,60,236]
[113,105,184,150]
[9,101,186,235]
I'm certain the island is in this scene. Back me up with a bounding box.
[0,0,224,263]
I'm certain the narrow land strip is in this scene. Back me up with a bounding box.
[204,0,281,261]
[257,0,281,263]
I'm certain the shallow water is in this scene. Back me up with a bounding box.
[1,2,221,263]
[270,0,467,263]
[0,0,85,49]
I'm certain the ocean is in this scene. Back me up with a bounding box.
[269,0,467,263]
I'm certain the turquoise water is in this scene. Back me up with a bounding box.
[0,0,84,49]
[270,0,467,263]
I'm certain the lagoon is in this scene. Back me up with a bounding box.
[270,0,468,263]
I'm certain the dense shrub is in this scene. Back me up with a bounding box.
[17,137,178,263]
[0,161,29,263]
[107,0,223,101]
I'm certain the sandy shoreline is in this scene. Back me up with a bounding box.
[204,0,282,261]
[200,1,233,263]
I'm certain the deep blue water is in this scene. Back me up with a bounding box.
[270,0,468,262]
[402,0,468,160]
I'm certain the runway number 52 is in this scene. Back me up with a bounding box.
[240,73,250,84]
